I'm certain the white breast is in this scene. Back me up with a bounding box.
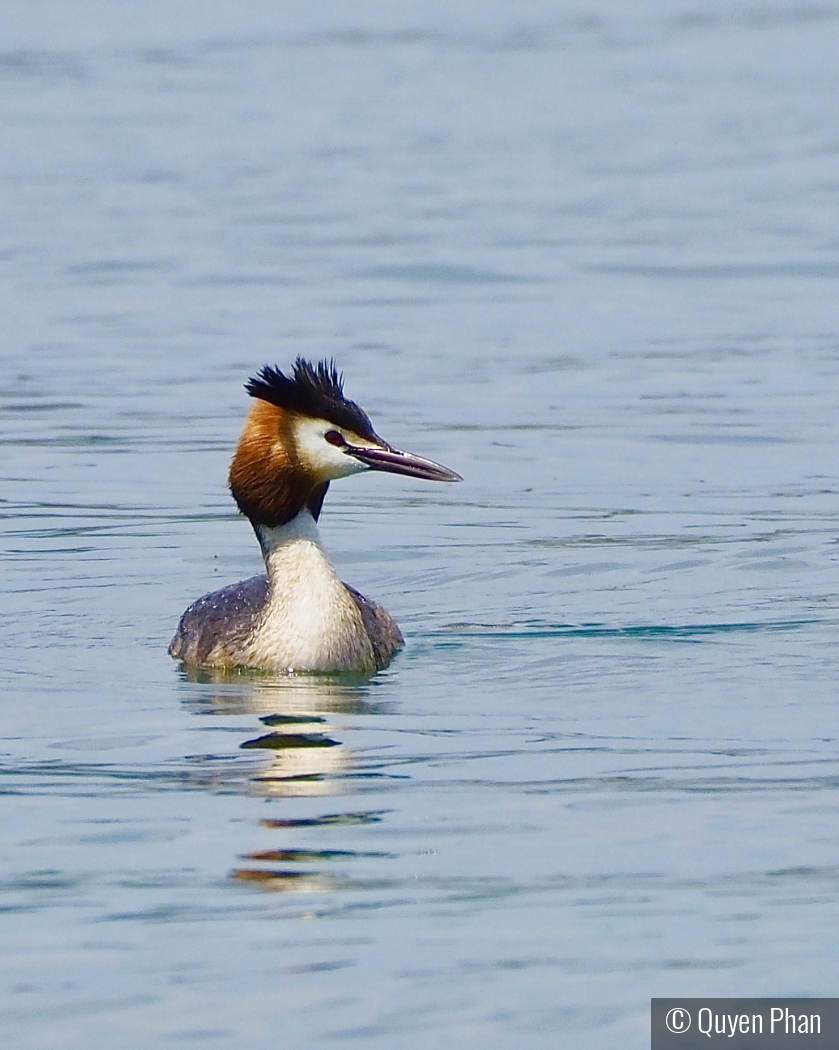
[246,512,375,673]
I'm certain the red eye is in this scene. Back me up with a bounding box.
[325,430,346,447]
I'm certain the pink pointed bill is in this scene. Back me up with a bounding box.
[346,443,462,482]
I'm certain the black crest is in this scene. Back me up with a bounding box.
[245,358,377,440]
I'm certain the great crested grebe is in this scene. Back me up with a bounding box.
[169,358,461,673]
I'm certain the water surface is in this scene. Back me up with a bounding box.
[3,2,839,1047]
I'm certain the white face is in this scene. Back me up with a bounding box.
[292,416,380,481]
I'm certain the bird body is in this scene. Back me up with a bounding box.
[169,360,460,673]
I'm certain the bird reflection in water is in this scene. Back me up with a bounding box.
[178,667,393,891]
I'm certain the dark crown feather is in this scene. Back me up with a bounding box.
[245,358,376,440]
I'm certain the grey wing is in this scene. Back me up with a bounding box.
[344,584,404,669]
[169,574,269,666]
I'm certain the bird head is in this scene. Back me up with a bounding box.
[229,358,461,527]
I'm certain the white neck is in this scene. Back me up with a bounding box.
[248,510,374,673]
[255,508,325,568]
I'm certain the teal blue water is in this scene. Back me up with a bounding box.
[3,2,839,1047]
